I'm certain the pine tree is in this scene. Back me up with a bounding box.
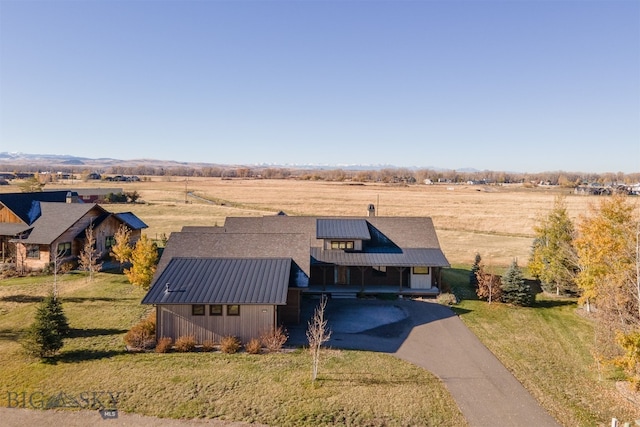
[470,252,482,287]
[528,196,579,296]
[125,235,158,290]
[500,260,533,306]
[23,294,70,358]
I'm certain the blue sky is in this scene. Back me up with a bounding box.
[1,0,638,173]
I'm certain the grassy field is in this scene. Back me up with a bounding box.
[8,177,618,266]
[0,273,466,426]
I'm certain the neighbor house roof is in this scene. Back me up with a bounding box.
[142,257,291,305]
[114,212,148,230]
[0,191,74,225]
[15,202,104,244]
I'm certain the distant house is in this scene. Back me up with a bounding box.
[0,191,146,271]
[142,205,449,343]
[45,188,123,203]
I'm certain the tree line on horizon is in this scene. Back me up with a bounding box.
[3,163,639,186]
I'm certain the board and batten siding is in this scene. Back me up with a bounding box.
[409,269,432,289]
[157,304,277,343]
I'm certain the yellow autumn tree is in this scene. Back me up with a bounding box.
[575,194,640,385]
[124,235,158,290]
[110,224,132,268]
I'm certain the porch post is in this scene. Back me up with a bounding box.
[359,266,366,293]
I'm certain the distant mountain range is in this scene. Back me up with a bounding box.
[0,152,479,172]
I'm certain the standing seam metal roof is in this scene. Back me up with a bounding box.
[142,258,291,305]
[316,219,371,240]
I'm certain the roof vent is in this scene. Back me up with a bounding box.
[368,204,375,217]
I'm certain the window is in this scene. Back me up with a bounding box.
[227,305,240,316]
[27,245,40,259]
[413,266,430,275]
[192,305,205,316]
[57,242,71,257]
[105,235,116,249]
[330,240,354,250]
[373,266,387,277]
[209,305,223,316]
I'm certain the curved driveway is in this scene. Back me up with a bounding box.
[292,298,560,427]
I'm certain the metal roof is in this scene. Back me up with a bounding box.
[142,258,291,305]
[114,212,148,230]
[311,247,450,267]
[316,219,371,240]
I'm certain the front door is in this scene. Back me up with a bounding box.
[334,266,350,285]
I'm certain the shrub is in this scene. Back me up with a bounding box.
[124,313,156,350]
[260,326,288,353]
[174,335,197,352]
[201,339,216,352]
[437,293,457,306]
[220,336,241,354]
[245,338,262,354]
[155,337,173,353]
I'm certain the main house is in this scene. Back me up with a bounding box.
[142,205,449,343]
[0,191,147,271]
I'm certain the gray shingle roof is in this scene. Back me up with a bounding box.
[316,219,371,240]
[142,257,291,305]
[17,202,104,244]
[0,191,72,225]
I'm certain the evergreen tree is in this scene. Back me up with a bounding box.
[529,196,579,296]
[23,294,70,358]
[500,260,534,306]
[470,252,482,287]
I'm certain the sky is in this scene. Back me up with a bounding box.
[0,0,638,173]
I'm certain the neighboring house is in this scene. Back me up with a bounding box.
[0,191,146,271]
[142,205,449,343]
[45,188,124,203]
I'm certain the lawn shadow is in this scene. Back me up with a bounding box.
[57,348,126,363]
[0,328,23,341]
[68,328,127,338]
[534,299,577,309]
[0,294,44,303]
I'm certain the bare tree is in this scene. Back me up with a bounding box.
[78,223,102,281]
[476,263,502,304]
[306,295,332,381]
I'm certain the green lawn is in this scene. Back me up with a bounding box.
[0,272,466,426]
[444,265,640,426]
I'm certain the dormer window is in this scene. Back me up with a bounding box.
[331,241,354,250]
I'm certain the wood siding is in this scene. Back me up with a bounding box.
[157,304,276,343]
[0,206,22,224]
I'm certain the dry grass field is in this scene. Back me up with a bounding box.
[26,177,621,266]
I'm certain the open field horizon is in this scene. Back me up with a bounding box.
[6,177,637,266]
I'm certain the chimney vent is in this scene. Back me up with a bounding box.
[368,204,375,217]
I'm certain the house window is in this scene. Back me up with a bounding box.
[57,242,71,257]
[227,305,240,316]
[27,245,40,259]
[105,235,116,249]
[373,266,387,277]
[209,305,223,316]
[330,241,354,250]
[413,266,430,275]
[192,305,205,316]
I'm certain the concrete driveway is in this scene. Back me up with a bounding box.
[289,298,560,427]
